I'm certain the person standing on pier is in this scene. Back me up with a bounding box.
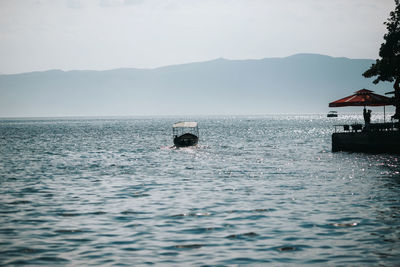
[363,108,371,131]
[368,110,372,123]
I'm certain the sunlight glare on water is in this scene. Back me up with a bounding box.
[0,115,399,266]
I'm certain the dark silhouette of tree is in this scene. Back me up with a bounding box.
[363,0,400,119]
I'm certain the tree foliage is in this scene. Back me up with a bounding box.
[363,0,400,84]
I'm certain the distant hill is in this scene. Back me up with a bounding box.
[0,54,394,117]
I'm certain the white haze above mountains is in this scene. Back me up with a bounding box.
[0,54,394,117]
[0,0,394,73]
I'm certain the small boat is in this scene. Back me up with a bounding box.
[327,111,338,117]
[173,122,199,147]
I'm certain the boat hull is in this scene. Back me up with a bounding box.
[174,133,198,147]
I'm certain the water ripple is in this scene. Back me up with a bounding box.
[0,115,400,265]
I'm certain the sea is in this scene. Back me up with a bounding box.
[0,114,399,266]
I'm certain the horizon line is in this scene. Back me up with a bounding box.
[0,111,392,120]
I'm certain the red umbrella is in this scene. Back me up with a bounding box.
[329,89,393,122]
[329,89,392,107]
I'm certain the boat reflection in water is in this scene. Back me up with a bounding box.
[172,122,199,147]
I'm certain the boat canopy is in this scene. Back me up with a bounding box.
[173,122,198,128]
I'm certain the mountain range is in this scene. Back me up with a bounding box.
[0,53,394,117]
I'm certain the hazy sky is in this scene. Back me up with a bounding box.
[0,0,396,74]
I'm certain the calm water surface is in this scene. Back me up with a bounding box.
[0,115,399,266]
